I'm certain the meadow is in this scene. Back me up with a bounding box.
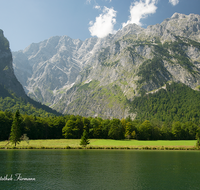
[0,139,197,150]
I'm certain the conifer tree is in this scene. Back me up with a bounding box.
[10,110,22,146]
[80,130,90,147]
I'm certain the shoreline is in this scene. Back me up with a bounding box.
[0,145,199,150]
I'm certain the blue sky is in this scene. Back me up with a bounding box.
[0,0,200,51]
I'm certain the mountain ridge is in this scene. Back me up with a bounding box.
[13,12,200,119]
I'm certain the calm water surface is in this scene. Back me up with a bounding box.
[0,150,200,190]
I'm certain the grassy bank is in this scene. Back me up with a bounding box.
[0,139,198,150]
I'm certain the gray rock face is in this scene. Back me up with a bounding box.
[0,30,26,98]
[12,13,200,118]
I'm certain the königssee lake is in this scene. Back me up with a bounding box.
[0,150,200,189]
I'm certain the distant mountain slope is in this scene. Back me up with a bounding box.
[0,29,60,116]
[13,13,200,119]
[0,83,60,116]
[130,82,200,123]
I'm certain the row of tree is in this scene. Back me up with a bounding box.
[1,110,200,145]
[62,116,200,140]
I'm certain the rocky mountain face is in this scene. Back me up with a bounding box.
[13,13,200,119]
[12,24,144,107]
[0,29,61,116]
[0,30,26,98]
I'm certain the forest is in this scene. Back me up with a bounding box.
[0,84,60,117]
[131,82,200,123]
[0,109,200,142]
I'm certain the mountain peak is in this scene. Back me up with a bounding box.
[114,23,144,40]
[171,12,186,19]
[171,12,200,20]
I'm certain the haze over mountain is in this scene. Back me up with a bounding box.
[13,13,200,119]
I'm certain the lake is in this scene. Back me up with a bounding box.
[0,150,200,190]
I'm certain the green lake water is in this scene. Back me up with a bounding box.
[0,150,200,190]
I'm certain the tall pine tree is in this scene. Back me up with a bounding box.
[10,110,22,146]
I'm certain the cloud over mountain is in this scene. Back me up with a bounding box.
[89,6,117,38]
[122,0,158,27]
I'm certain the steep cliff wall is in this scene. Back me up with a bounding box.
[0,30,26,98]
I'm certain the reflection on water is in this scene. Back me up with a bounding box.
[0,150,200,190]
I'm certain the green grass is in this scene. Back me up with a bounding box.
[91,139,196,147]
[0,139,81,148]
[0,139,197,149]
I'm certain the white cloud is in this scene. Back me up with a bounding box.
[169,0,179,6]
[122,0,158,27]
[89,6,117,38]
[94,5,101,10]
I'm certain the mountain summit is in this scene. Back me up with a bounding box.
[13,13,200,119]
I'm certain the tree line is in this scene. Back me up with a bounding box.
[1,110,200,144]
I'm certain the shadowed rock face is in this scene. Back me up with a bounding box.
[0,30,26,98]
[12,13,200,119]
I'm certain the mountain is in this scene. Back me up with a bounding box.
[13,13,200,119]
[12,24,144,106]
[0,29,60,116]
[0,29,26,98]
